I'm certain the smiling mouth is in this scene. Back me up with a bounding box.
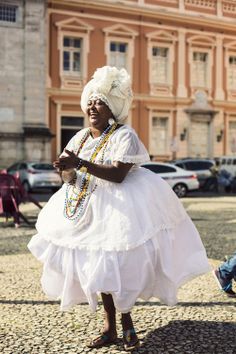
[90,112,98,117]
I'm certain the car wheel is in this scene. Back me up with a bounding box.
[22,180,31,193]
[173,183,187,198]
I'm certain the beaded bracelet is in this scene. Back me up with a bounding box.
[76,158,84,170]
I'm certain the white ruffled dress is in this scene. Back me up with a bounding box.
[28,125,210,312]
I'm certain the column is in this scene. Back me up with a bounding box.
[177,29,187,98]
[215,34,225,100]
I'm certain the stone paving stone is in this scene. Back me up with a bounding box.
[0,197,235,353]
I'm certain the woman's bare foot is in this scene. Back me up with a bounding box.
[121,313,140,351]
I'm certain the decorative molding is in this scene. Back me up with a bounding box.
[103,23,138,38]
[146,29,177,42]
[55,17,94,33]
[187,34,216,47]
[48,7,236,37]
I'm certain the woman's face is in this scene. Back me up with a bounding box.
[86,98,114,131]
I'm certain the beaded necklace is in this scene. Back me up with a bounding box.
[64,122,117,220]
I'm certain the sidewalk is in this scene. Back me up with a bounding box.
[0,197,235,353]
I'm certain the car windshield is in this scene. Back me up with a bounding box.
[31,163,55,170]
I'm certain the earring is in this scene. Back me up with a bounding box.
[108,118,115,125]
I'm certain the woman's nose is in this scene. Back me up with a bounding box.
[90,101,97,110]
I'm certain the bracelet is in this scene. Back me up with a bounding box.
[75,158,84,170]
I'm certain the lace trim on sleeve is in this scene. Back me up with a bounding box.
[113,153,150,164]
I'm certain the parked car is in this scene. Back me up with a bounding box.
[141,162,199,197]
[170,158,215,187]
[6,161,62,192]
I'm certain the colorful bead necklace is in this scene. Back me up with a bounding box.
[64,122,117,220]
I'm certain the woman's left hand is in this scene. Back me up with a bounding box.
[53,149,79,171]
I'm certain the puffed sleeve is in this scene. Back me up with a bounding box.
[111,126,150,164]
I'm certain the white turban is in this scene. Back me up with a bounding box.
[80,66,133,122]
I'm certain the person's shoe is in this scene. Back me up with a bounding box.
[212,269,236,298]
[123,329,140,351]
[87,332,117,348]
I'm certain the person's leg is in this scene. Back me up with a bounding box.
[121,312,140,351]
[11,211,20,228]
[87,293,117,348]
[219,252,236,283]
[101,293,117,336]
[213,252,236,297]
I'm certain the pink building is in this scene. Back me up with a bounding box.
[47,0,236,161]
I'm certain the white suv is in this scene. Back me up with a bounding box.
[141,162,199,197]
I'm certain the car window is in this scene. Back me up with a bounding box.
[19,163,27,170]
[143,164,176,173]
[31,163,55,170]
[233,159,236,165]
[7,163,19,172]
[226,159,232,165]
[221,158,226,164]
[185,161,213,170]
[175,163,184,169]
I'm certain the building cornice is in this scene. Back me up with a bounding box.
[48,0,236,32]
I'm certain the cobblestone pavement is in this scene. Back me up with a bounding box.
[0,196,235,354]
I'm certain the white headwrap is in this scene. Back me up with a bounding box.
[80,66,133,121]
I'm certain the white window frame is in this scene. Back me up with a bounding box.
[61,36,83,77]
[103,24,138,80]
[189,47,212,90]
[149,44,171,86]
[227,117,236,154]
[105,36,134,77]
[108,40,129,70]
[146,30,176,96]
[58,31,88,80]
[148,110,172,156]
[226,51,236,91]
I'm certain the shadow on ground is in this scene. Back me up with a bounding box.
[134,320,236,354]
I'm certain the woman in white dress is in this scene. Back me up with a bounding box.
[28,66,210,351]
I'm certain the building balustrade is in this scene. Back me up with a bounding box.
[107,0,236,17]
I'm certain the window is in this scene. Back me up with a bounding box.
[60,116,84,151]
[63,37,82,75]
[175,163,185,169]
[151,47,169,84]
[228,56,236,90]
[228,120,236,153]
[184,161,213,171]
[109,42,127,69]
[143,164,176,173]
[0,4,17,23]
[150,117,168,155]
[31,164,55,171]
[192,52,208,87]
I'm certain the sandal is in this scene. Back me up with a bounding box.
[87,333,117,348]
[123,329,140,351]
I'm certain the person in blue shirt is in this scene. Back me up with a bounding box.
[213,252,236,297]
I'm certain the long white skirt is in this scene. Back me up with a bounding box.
[28,167,210,312]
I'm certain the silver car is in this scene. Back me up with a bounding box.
[142,162,199,197]
[171,158,215,188]
[7,161,62,192]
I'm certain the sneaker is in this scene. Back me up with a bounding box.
[212,269,236,298]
